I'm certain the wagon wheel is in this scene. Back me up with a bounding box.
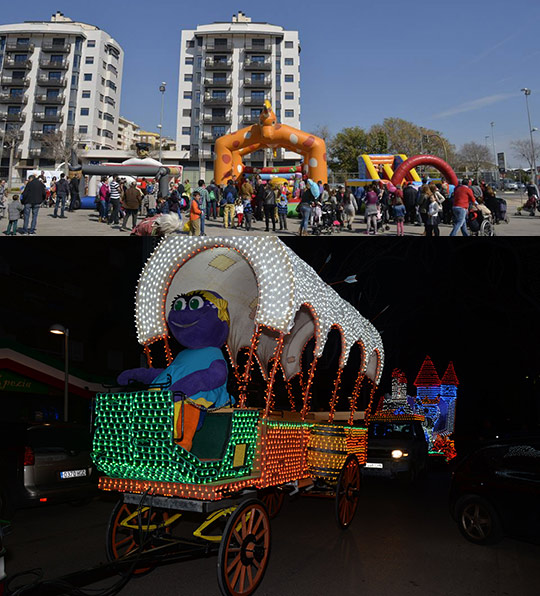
[335,455,361,530]
[105,500,172,576]
[258,487,284,519]
[217,499,271,596]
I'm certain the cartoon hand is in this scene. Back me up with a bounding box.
[117,367,162,387]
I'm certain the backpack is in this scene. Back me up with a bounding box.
[226,191,235,204]
[208,189,216,201]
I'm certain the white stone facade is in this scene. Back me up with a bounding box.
[176,12,301,168]
[0,11,123,176]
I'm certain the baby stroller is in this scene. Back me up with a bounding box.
[312,202,338,235]
[517,194,537,217]
[468,210,495,237]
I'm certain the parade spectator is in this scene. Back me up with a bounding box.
[53,173,70,219]
[403,182,418,224]
[5,194,23,236]
[342,187,357,231]
[121,182,142,231]
[263,183,277,232]
[68,176,80,211]
[297,183,313,236]
[206,180,219,219]
[393,197,406,236]
[426,194,441,237]
[221,180,237,228]
[450,179,476,236]
[194,179,209,236]
[189,191,202,236]
[20,175,46,235]
[243,194,254,231]
[97,177,110,223]
[235,197,244,228]
[48,176,57,207]
[277,192,288,231]
[254,178,265,220]
[108,175,122,225]
[364,184,379,235]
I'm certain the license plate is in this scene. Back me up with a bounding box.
[365,462,383,469]
[60,469,87,479]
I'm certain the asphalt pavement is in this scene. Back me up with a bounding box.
[3,468,539,596]
[2,192,538,237]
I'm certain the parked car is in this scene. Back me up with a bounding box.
[503,181,518,191]
[363,419,429,483]
[0,422,98,518]
[449,437,540,545]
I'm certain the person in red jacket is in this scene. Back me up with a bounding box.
[450,179,476,236]
[189,191,202,236]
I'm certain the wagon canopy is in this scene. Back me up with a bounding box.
[135,237,384,383]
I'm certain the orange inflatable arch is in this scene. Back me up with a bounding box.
[214,101,328,184]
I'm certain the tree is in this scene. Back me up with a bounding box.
[510,139,540,173]
[0,125,23,190]
[456,142,492,178]
[40,127,81,173]
[329,126,388,173]
[312,124,333,148]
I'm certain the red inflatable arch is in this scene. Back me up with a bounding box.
[391,155,458,187]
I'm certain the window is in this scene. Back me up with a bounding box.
[181,145,190,151]
[7,106,21,114]
[181,127,191,135]
[284,74,294,82]
[285,92,294,100]
[285,41,294,48]
[212,126,225,137]
[251,55,265,63]
[102,129,113,139]
[251,38,264,47]
[82,90,91,98]
[106,45,120,60]
[250,108,260,118]
[43,124,56,133]
[71,75,77,86]
[197,56,203,68]
[212,108,225,117]
[84,73,92,81]
[16,38,30,46]
[47,89,59,98]
[108,64,118,76]
[80,107,89,116]
[52,38,65,47]
[99,93,104,102]
[101,77,106,85]
[98,111,103,119]
[213,73,227,81]
[78,125,88,134]
[51,54,63,63]
[251,73,265,81]
[105,96,115,107]
[10,88,24,97]
[184,74,193,82]
[187,39,195,48]
[285,109,294,118]
[85,56,94,64]
[73,55,80,68]
[251,91,265,100]
[185,57,194,65]
[213,90,226,99]
[49,71,62,81]
[12,71,25,80]
[87,40,96,47]
[214,38,228,47]
[196,92,200,102]
[183,91,192,100]
[106,80,117,91]
[182,109,191,117]
[284,58,294,66]
[96,127,101,135]
[103,113,114,123]
[44,107,58,115]
[14,54,28,63]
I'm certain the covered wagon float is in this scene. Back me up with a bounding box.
[92,237,384,596]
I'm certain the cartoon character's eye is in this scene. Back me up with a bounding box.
[188,296,204,310]
[173,297,187,311]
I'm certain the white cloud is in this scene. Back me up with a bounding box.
[433,93,518,119]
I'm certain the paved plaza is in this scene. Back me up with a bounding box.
[2,192,538,237]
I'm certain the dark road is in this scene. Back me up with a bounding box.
[4,468,539,596]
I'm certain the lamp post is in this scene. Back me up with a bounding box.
[521,88,537,187]
[490,122,498,186]
[158,82,167,164]
[49,324,69,422]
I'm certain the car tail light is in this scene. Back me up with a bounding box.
[39,498,47,503]
[23,446,35,466]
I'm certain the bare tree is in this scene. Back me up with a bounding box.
[456,142,492,179]
[510,139,540,173]
[312,124,333,148]
[0,126,23,191]
[40,128,82,174]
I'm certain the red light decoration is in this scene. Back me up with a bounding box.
[263,334,285,418]
[328,367,343,423]
[239,325,261,408]
[300,357,318,420]
[441,361,459,386]
[414,355,441,387]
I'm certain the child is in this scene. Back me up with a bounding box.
[393,197,406,236]
[6,194,23,235]
[235,197,244,228]
[243,196,254,231]
[426,195,440,237]
[277,194,288,230]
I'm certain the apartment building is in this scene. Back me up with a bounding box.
[0,11,123,181]
[176,11,301,174]
[117,116,139,151]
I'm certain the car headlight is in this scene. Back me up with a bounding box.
[391,450,408,459]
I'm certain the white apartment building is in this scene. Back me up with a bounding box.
[0,11,123,181]
[176,11,301,173]
[117,116,140,151]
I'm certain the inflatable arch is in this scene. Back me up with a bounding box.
[391,154,459,187]
[214,101,328,184]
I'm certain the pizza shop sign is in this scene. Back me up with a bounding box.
[0,370,50,394]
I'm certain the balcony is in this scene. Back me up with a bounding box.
[243,96,270,106]
[201,131,226,141]
[205,40,233,52]
[31,128,59,140]
[33,112,64,123]
[0,113,26,123]
[203,93,232,106]
[244,58,272,71]
[1,76,30,86]
[243,115,261,125]
[5,41,34,52]
[35,93,65,105]
[37,75,66,86]
[3,58,32,69]
[28,147,45,158]
[0,93,28,104]
[245,42,272,53]
[41,40,71,53]
[243,77,272,88]
[205,57,233,70]
[204,77,232,88]
[39,58,69,69]
[202,113,232,124]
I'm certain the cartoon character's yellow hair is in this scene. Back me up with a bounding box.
[185,290,230,326]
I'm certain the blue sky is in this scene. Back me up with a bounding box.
[3,0,540,167]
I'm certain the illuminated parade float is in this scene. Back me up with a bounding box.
[92,237,384,596]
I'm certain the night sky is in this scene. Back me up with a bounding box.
[1,237,540,439]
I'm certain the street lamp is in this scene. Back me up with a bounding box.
[490,122,498,186]
[158,82,167,164]
[49,324,69,422]
[521,88,538,187]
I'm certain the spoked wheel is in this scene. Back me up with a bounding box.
[105,500,172,576]
[258,487,284,519]
[217,499,271,596]
[457,496,503,545]
[335,455,361,530]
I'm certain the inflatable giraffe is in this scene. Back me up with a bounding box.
[214,101,328,184]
